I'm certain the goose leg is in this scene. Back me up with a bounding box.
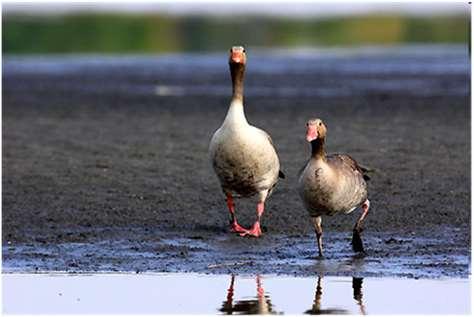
[352,199,370,252]
[256,275,264,299]
[219,275,235,314]
[352,277,366,315]
[312,216,324,257]
[240,190,268,237]
[226,194,247,233]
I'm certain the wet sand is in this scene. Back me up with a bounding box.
[2,47,470,277]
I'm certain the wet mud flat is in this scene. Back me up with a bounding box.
[3,273,471,314]
[3,226,470,278]
[2,46,471,278]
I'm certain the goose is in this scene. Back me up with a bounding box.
[304,276,350,315]
[304,276,365,315]
[220,275,274,314]
[209,46,284,237]
[297,118,370,256]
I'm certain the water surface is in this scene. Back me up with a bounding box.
[3,273,470,314]
[3,45,469,99]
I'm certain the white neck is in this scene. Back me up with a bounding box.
[223,98,248,127]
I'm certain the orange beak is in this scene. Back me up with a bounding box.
[231,51,243,64]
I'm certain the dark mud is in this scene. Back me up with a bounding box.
[3,227,470,278]
[2,46,470,277]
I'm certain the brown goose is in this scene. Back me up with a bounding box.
[297,118,370,256]
[209,46,284,237]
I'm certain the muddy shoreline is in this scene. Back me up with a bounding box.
[2,50,470,277]
[3,227,470,278]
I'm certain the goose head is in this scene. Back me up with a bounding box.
[229,46,247,66]
[306,118,327,142]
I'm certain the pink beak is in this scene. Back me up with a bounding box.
[231,51,243,63]
[306,126,318,142]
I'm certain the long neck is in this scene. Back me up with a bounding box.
[230,62,245,102]
[311,138,326,159]
[224,98,248,127]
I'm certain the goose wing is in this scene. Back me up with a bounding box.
[297,159,309,178]
[256,127,285,179]
[327,154,369,180]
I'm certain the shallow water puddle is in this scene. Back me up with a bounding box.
[3,273,470,314]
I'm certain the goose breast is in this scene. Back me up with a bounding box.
[298,154,367,217]
[210,125,280,197]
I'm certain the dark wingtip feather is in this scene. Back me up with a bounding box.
[359,164,374,182]
[359,164,375,173]
[279,170,286,179]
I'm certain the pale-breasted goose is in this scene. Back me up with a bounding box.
[297,118,370,256]
[209,46,284,237]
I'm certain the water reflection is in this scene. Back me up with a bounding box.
[3,273,470,314]
[219,275,277,315]
[304,276,348,315]
[305,276,366,315]
[352,278,366,315]
[219,275,366,315]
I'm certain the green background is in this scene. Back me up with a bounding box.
[3,13,470,54]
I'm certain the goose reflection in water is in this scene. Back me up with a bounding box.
[305,276,366,315]
[219,275,277,315]
[352,277,366,314]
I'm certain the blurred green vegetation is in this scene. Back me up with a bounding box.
[2,13,470,54]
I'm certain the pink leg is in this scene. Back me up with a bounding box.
[256,275,264,299]
[226,275,235,306]
[352,199,370,252]
[240,201,264,237]
[220,275,235,314]
[355,199,370,230]
[312,216,323,257]
[226,194,247,233]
